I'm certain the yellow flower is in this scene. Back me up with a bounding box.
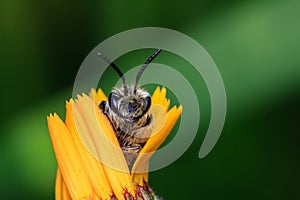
[47,87,182,200]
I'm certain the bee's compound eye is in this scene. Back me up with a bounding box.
[108,92,119,114]
[143,96,151,114]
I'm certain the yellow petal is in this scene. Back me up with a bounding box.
[65,100,112,199]
[132,105,182,183]
[55,168,62,200]
[47,114,97,200]
[149,104,167,136]
[131,87,182,184]
[151,87,167,105]
[89,88,107,104]
[162,98,170,111]
[49,86,181,198]
[55,168,71,200]
[151,87,162,105]
[73,94,135,199]
[144,105,182,153]
[151,86,170,111]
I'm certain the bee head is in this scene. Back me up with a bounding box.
[109,86,151,122]
[97,49,161,122]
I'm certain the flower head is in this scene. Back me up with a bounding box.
[47,86,182,199]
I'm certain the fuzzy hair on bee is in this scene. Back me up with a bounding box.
[97,49,162,170]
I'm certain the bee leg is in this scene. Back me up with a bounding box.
[99,101,107,112]
[122,146,141,151]
[143,114,152,127]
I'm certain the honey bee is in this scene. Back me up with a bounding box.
[97,49,162,170]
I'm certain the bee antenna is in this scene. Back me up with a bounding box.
[134,49,162,92]
[97,52,128,94]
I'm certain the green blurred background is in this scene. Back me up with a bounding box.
[1,0,300,199]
